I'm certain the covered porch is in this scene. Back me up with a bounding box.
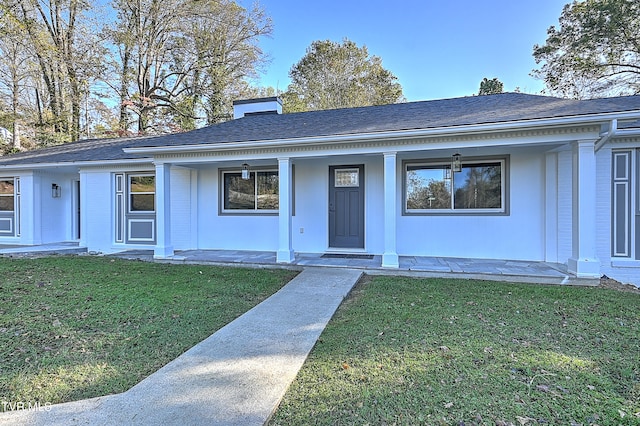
[146,128,606,279]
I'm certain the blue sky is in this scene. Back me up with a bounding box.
[245,0,569,101]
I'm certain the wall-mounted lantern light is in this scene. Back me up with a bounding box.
[451,153,462,173]
[52,183,61,198]
[241,163,250,180]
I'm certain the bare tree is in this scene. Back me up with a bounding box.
[1,0,272,145]
[7,0,103,143]
[0,11,32,149]
[108,0,272,134]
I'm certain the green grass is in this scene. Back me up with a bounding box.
[270,276,640,426]
[0,256,296,409]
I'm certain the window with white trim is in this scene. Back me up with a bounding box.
[404,157,507,214]
[222,169,279,213]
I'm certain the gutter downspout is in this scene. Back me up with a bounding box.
[594,119,617,152]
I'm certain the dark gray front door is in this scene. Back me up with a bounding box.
[329,165,364,248]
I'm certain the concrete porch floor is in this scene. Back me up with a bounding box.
[111,249,596,286]
[0,241,86,255]
[0,243,596,285]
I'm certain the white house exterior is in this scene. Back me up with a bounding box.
[0,94,639,286]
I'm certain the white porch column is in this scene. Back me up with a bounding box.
[277,157,294,263]
[19,172,42,245]
[567,140,600,277]
[382,152,399,268]
[154,162,174,259]
[544,152,558,263]
[79,171,88,248]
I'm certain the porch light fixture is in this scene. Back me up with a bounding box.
[51,183,61,198]
[241,163,250,180]
[451,153,462,173]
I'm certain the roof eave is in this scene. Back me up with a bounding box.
[0,157,152,171]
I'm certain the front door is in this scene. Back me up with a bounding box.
[329,165,364,248]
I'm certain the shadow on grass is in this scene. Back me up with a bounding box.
[270,276,640,425]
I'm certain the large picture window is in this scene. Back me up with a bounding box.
[129,175,155,212]
[405,158,507,214]
[0,180,14,211]
[222,170,278,212]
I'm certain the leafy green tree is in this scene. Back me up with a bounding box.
[283,39,404,112]
[478,77,504,95]
[533,0,640,98]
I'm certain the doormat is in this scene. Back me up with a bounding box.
[321,253,374,259]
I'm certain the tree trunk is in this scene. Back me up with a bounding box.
[11,74,21,150]
[119,47,131,132]
[68,66,81,141]
[35,87,44,127]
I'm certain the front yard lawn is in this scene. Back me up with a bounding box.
[270,276,640,426]
[0,256,296,409]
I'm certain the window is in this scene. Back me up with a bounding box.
[0,179,14,211]
[611,149,639,259]
[129,175,155,212]
[222,170,279,212]
[334,168,360,187]
[405,158,507,214]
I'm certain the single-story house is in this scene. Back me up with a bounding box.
[0,93,639,286]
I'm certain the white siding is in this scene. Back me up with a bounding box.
[17,173,41,244]
[196,167,278,251]
[290,159,329,252]
[0,171,80,245]
[82,170,114,252]
[396,150,546,260]
[39,172,78,243]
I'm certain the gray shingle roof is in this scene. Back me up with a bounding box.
[1,93,640,166]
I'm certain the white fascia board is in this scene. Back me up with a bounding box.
[595,119,640,151]
[613,128,640,137]
[0,157,152,171]
[123,110,640,155]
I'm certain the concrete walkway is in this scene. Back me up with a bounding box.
[0,267,363,426]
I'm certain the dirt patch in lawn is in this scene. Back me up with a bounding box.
[599,275,640,293]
